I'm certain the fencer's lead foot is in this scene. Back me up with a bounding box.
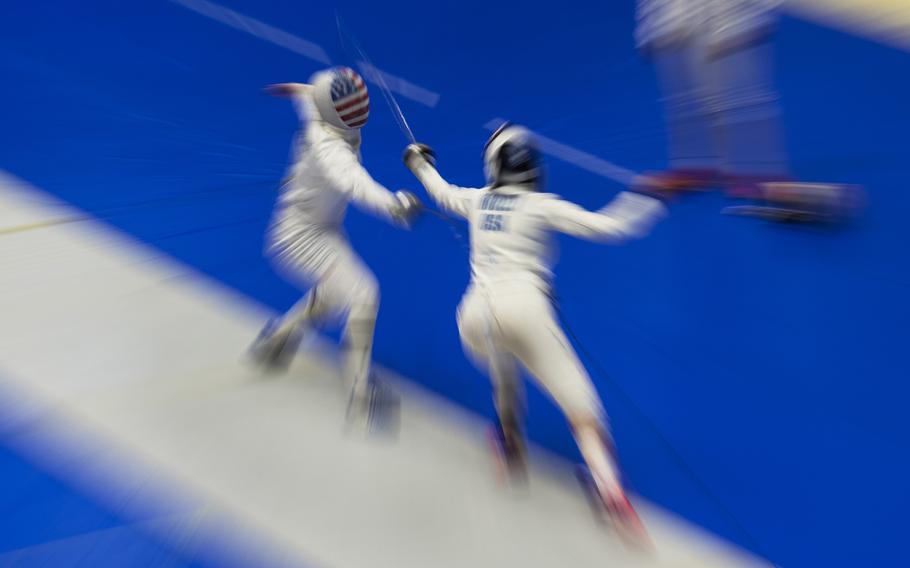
[600,488,652,549]
[248,319,301,373]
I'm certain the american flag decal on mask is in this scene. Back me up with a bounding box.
[330,67,370,128]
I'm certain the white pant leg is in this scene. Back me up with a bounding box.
[267,214,380,395]
[324,253,380,398]
[489,285,605,424]
[480,285,621,496]
[457,289,523,422]
[267,212,378,323]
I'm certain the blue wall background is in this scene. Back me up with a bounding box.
[2,1,909,566]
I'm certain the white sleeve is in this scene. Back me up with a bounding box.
[541,191,667,243]
[318,143,400,220]
[410,160,477,219]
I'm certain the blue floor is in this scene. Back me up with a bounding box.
[0,441,206,567]
[2,1,909,566]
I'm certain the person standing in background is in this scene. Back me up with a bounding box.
[635,0,789,198]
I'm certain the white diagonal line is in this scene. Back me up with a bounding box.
[485,119,638,186]
[357,62,440,108]
[169,0,331,64]
[168,0,440,107]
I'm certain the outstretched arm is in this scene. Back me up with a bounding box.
[321,143,420,226]
[542,191,667,243]
[403,144,476,219]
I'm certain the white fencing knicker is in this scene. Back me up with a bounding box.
[456,282,605,427]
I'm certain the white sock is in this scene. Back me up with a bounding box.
[343,303,377,400]
[575,425,622,498]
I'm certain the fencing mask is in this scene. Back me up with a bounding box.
[483,123,542,188]
[309,66,370,130]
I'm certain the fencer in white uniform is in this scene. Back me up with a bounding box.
[403,125,665,539]
[251,67,421,411]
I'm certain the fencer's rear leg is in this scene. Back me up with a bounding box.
[342,293,399,434]
[487,354,529,487]
[456,294,528,483]
[573,418,651,548]
[515,308,650,545]
[249,289,319,373]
